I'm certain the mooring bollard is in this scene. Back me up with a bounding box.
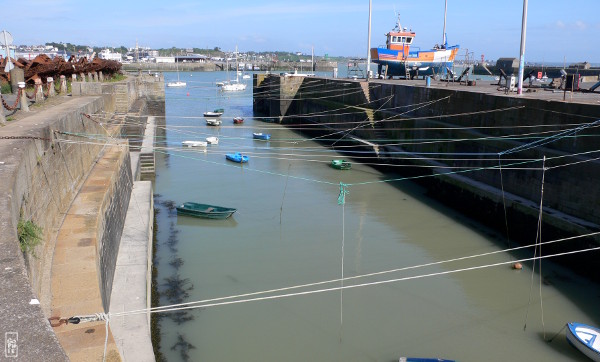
[18,82,29,112]
[47,77,55,97]
[60,75,67,94]
[34,78,44,102]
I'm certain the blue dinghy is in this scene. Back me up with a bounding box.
[253,132,271,140]
[566,322,600,361]
[226,152,249,163]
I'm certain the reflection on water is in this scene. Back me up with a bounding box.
[155,71,598,362]
[176,215,239,228]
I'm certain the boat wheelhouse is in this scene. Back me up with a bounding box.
[370,14,459,79]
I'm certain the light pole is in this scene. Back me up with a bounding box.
[517,0,528,95]
[366,0,372,81]
[442,0,447,46]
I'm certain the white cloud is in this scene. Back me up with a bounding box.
[574,20,586,30]
[556,20,565,28]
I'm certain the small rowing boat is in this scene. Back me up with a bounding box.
[205,136,219,145]
[253,132,271,140]
[331,159,351,170]
[203,108,224,117]
[176,202,237,219]
[181,140,207,147]
[226,152,249,163]
[566,322,600,361]
[206,119,222,126]
[233,117,244,124]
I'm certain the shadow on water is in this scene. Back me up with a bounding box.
[176,215,239,228]
[296,130,600,332]
[539,331,589,361]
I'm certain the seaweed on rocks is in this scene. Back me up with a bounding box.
[169,257,184,269]
[170,333,196,361]
[162,273,196,323]
[170,311,195,325]
[162,274,193,303]
[150,208,165,361]
[166,221,179,252]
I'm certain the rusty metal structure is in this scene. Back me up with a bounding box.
[0,54,122,84]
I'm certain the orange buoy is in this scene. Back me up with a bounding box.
[186,92,189,96]
[512,262,523,270]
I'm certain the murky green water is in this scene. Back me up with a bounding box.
[154,71,598,361]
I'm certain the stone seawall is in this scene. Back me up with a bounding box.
[254,75,600,279]
[0,74,164,360]
[0,96,112,360]
[97,149,133,311]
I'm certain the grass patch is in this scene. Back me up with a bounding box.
[105,73,127,82]
[1,81,11,94]
[17,219,43,255]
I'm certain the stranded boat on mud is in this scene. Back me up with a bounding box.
[370,13,459,79]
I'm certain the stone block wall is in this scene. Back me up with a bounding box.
[253,76,600,278]
[97,149,133,311]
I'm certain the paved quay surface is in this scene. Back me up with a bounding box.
[50,144,126,361]
[109,180,155,362]
[369,77,600,105]
[0,96,110,361]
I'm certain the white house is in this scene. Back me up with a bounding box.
[98,49,123,61]
[154,56,175,63]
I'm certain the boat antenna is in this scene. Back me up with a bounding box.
[394,11,402,32]
[442,0,448,46]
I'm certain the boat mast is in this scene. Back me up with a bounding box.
[311,45,314,72]
[517,0,529,95]
[442,0,447,46]
[235,45,239,83]
[366,0,372,80]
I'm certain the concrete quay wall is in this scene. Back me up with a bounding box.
[253,75,600,279]
[0,74,164,360]
[0,96,113,360]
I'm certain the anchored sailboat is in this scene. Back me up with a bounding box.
[167,58,186,87]
[222,46,246,92]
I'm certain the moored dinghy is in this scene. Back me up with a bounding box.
[566,322,600,361]
[181,140,207,147]
[206,118,222,126]
[226,152,249,163]
[205,136,219,145]
[176,202,237,219]
[203,108,224,117]
[252,132,271,140]
[330,159,351,170]
[233,117,244,124]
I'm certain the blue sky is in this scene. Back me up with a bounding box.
[2,0,599,62]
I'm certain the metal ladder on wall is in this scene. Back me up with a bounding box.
[404,60,410,80]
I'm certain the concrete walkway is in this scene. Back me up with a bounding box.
[50,144,126,361]
[109,181,155,361]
